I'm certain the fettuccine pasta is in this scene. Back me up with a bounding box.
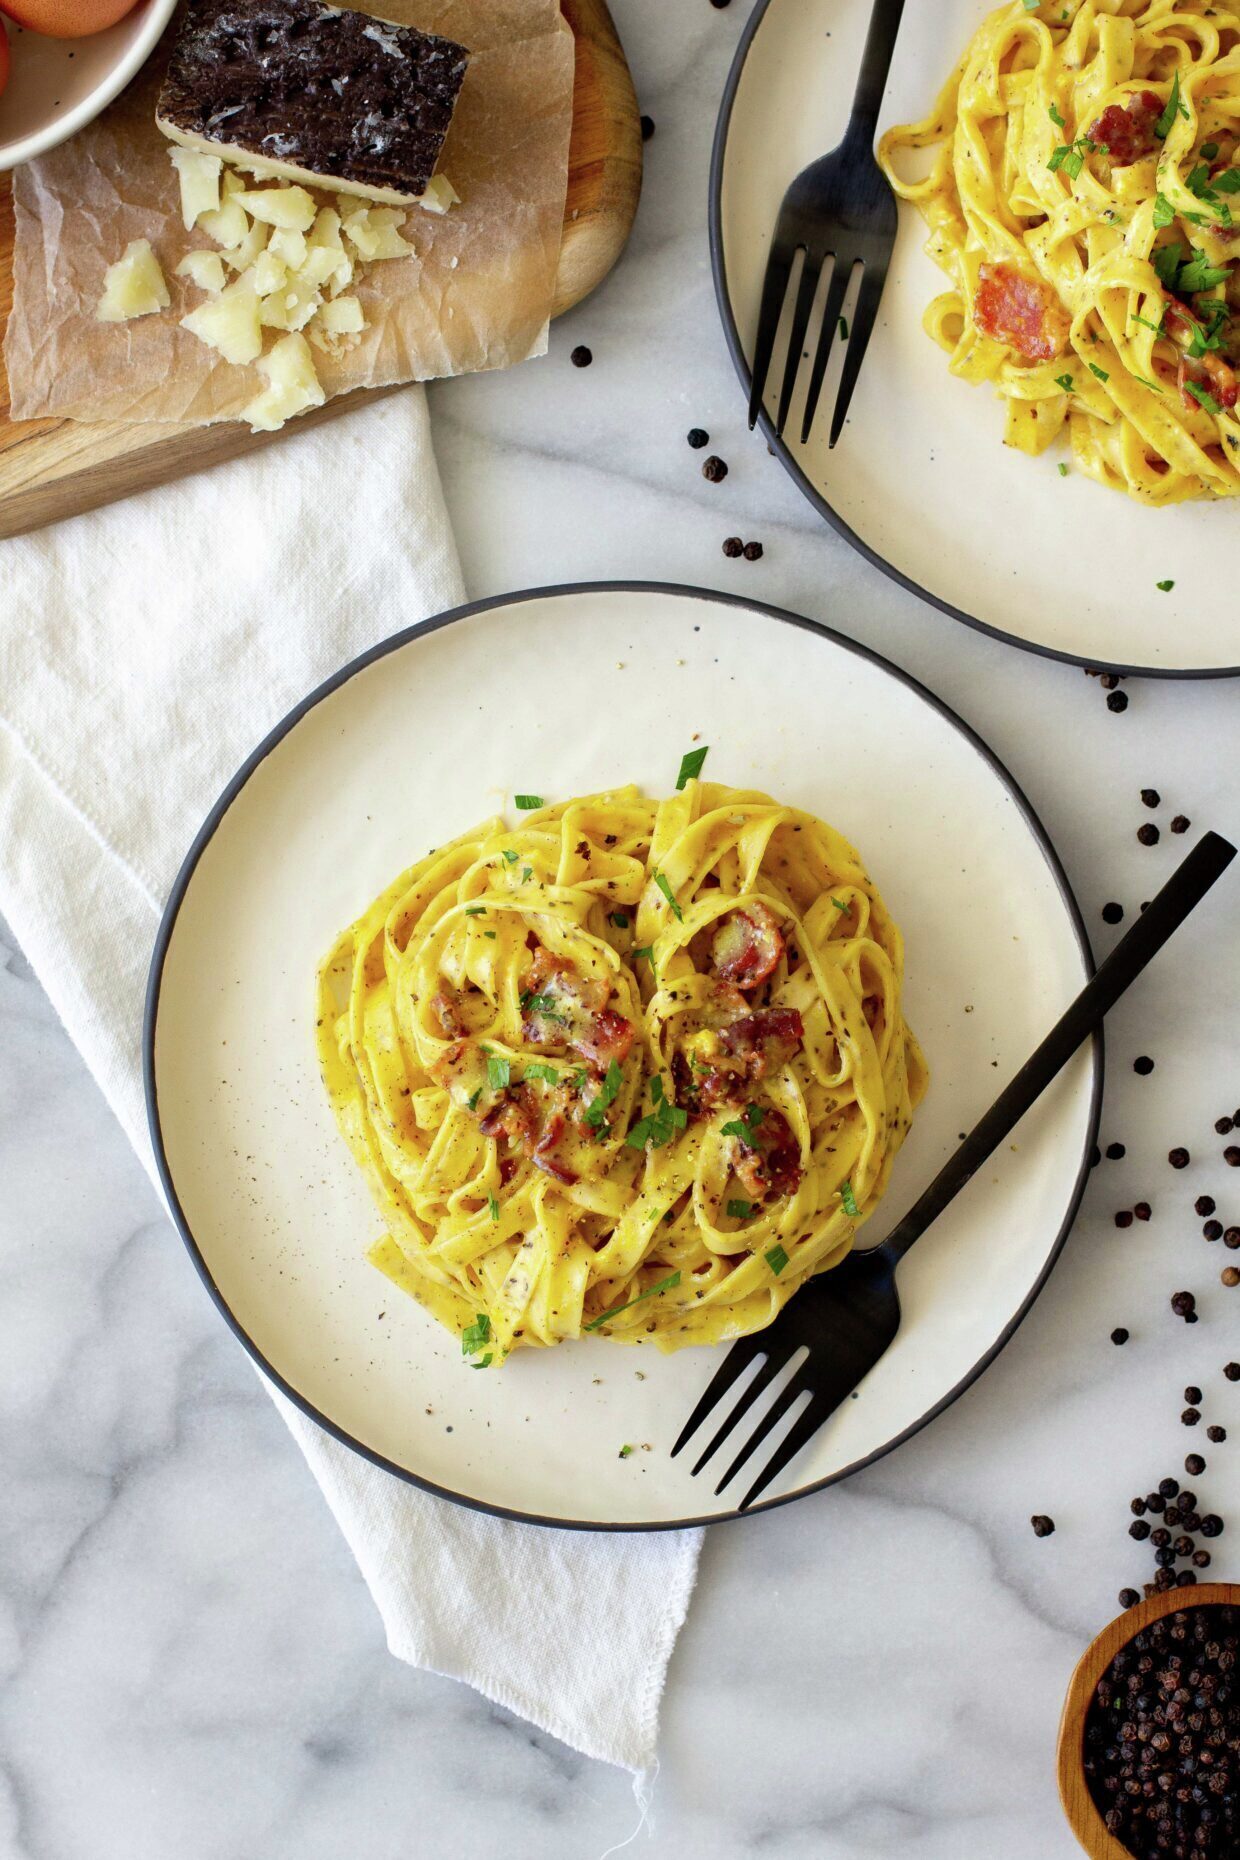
[317,781,927,1365]
[878,0,1240,503]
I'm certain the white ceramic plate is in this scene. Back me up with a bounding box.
[712,0,1240,678]
[146,584,1100,1529]
[0,0,177,172]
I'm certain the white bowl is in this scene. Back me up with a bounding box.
[0,0,177,172]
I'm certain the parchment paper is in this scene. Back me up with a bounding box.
[4,0,574,424]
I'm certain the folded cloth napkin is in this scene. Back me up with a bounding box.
[0,391,701,1772]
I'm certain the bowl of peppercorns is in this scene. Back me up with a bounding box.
[1057,1584,1239,1858]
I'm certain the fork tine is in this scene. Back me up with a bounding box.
[711,1368,812,1497]
[799,256,852,447]
[670,1335,765,1459]
[774,251,821,439]
[748,245,796,430]
[689,1349,790,1477]
[737,1389,841,1511]
[829,259,888,449]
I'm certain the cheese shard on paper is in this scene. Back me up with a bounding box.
[156,0,469,207]
[97,241,170,322]
[242,333,325,432]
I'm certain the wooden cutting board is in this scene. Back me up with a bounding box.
[0,0,640,541]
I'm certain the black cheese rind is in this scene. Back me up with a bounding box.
[157,0,469,202]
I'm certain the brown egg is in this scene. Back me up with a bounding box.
[0,0,139,36]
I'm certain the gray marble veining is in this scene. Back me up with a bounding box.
[3,3,1239,1856]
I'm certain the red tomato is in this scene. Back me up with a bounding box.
[0,0,139,37]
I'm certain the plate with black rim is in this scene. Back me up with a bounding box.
[145,582,1100,1530]
[710,0,1240,679]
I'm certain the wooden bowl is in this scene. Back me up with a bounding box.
[1057,1582,1240,1857]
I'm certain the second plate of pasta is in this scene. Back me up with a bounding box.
[147,584,1098,1528]
[713,0,1240,674]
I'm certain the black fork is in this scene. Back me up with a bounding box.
[748,0,906,449]
[672,833,1237,1513]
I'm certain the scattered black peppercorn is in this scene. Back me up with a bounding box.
[1030,1514,1055,1537]
[1150,1525,1171,1547]
[1225,1362,1240,1381]
[1197,1195,1217,1216]
[1102,901,1124,925]
[722,536,743,558]
[1225,1146,1240,1167]
[1185,1386,1203,1404]
[1199,1514,1224,1536]
[742,541,764,562]
[1107,1141,1126,1160]
[1146,1492,1167,1513]
[570,345,593,368]
[1158,1476,1180,1498]
[640,114,655,141]
[1183,1407,1202,1425]
[1115,1209,1134,1229]
[1131,1497,1147,1515]
[1129,1518,1152,1540]
[1132,1055,1154,1075]
[702,455,728,482]
[1205,1220,1223,1240]
[1207,1425,1227,1443]
[1217,1116,1235,1135]
[1169,1148,1191,1168]
[1107,690,1129,712]
[1140,788,1160,808]
[1185,1453,1206,1476]
[1111,1327,1130,1345]
[1171,1291,1197,1318]
[1226,1229,1240,1250]
[1135,1202,1152,1222]
[1170,814,1190,833]
[1192,1549,1212,1568]
[709,0,731,9]
[687,428,709,449]
[1118,1588,1140,1608]
[1137,823,1160,846]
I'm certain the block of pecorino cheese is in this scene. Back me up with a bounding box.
[157,0,470,205]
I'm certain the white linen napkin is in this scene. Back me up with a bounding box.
[0,390,701,1772]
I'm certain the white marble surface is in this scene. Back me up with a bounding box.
[3,3,1240,1856]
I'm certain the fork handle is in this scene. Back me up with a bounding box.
[881,832,1237,1264]
[848,0,908,143]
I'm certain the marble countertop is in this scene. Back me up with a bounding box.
[3,4,1239,1856]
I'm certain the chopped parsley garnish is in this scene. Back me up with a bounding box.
[501,849,519,865]
[675,745,710,790]
[1055,373,1075,392]
[522,1062,560,1084]
[1089,362,1110,384]
[1184,379,1224,416]
[467,1088,482,1111]
[522,867,533,884]
[1058,462,1069,476]
[471,1353,494,1370]
[484,930,497,940]
[625,1078,688,1151]
[722,1103,765,1142]
[1156,579,1175,592]
[1048,102,1066,131]
[841,1180,860,1217]
[1049,135,1100,180]
[1155,70,1188,142]
[618,1444,634,1458]
[632,944,655,963]
[487,1054,511,1090]
[1201,142,1221,163]
[465,905,487,916]
[1131,374,1163,393]
[583,1269,682,1331]
[1176,252,1231,294]
[1152,192,1177,231]
[461,1313,491,1357]
[487,1194,500,1223]
[609,911,630,929]
[727,1199,755,1220]
[1131,311,1167,336]
[515,794,543,811]
[831,897,850,912]
[585,1059,624,1129]
[765,1244,790,1276]
[1214,169,1240,196]
[654,871,684,921]
[1186,163,1234,226]
[521,992,564,1020]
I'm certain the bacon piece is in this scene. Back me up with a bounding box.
[1086,90,1162,167]
[432,989,466,1038]
[477,1082,578,1184]
[719,1008,804,1080]
[1177,349,1238,412]
[711,901,784,991]
[521,943,635,1074]
[730,1108,802,1201]
[974,263,1070,362]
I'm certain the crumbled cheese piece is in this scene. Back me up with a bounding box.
[238,186,317,231]
[181,279,263,364]
[250,248,289,298]
[338,202,412,261]
[170,147,223,230]
[268,227,309,272]
[242,333,325,432]
[222,218,269,274]
[176,250,227,294]
[317,295,364,335]
[96,241,170,322]
[418,173,459,216]
[197,199,250,249]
